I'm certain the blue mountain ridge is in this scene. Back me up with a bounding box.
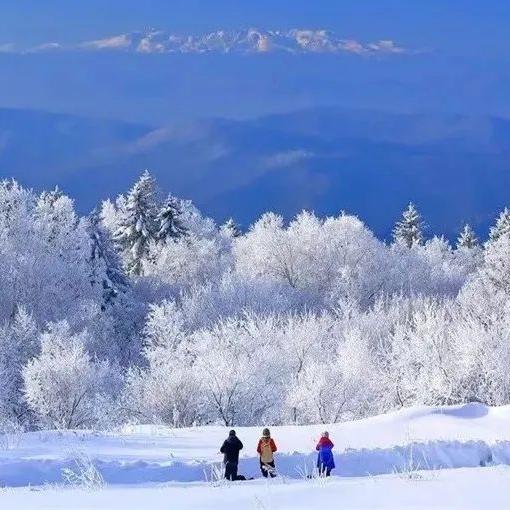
[1,106,509,241]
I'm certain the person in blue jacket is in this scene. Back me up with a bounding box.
[316,431,335,477]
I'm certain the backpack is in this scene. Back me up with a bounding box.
[260,438,274,463]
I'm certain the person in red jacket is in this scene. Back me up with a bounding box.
[316,431,335,477]
[257,428,277,477]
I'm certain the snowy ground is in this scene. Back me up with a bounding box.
[1,403,510,509]
[2,467,510,510]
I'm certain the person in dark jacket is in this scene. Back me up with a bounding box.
[219,429,244,481]
[316,431,335,477]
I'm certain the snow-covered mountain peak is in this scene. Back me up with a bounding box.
[3,28,408,56]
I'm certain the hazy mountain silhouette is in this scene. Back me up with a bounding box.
[1,106,509,240]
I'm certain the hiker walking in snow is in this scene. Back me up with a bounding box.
[316,431,335,477]
[257,427,277,478]
[220,429,244,481]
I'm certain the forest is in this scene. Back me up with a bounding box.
[0,171,509,431]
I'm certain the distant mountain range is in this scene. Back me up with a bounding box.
[1,107,509,240]
[1,28,407,56]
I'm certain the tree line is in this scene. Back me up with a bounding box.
[0,171,509,430]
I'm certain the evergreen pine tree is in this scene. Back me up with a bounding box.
[456,224,478,249]
[156,196,187,242]
[86,209,127,308]
[221,218,242,238]
[114,170,159,275]
[392,203,424,248]
[488,207,510,243]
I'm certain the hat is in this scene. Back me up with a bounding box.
[321,431,329,438]
[229,429,236,436]
[262,428,271,437]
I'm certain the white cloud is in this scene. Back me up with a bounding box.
[112,124,214,156]
[367,40,405,54]
[262,149,314,169]
[28,42,63,53]
[338,40,366,54]
[80,34,132,50]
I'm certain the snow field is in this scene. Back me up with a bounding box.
[2,467,510,510]
[0,403,509,488]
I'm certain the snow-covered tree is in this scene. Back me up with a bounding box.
[144,234,232,291]
[0,181,104,326]
[23,322,120,429]
[457,224,478,249]
[417,236,468,296]
[454,225,482,279]
[156,196,188,242]
[177,198,217,239]
[221,218,242,238]
[488,207,510,243]
[114,171,159,275]
[99,198,122,237]
[35,187,78,247]
[85,210,127,308]
[0,175,509,430]
[193,316,281,426]
[0,308,38,424]
[393,203,424,248]
[125,361,202,427]
[235,211,388,308]
[123,301,201,426]
[281,313,338,423]
[235,212,296,286]
[178,273,303,331]
[451,309,510,405]
[460,234,510,324]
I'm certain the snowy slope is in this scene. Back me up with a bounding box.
[0,403,509,488]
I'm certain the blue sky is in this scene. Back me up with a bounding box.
[2,0,509,57]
